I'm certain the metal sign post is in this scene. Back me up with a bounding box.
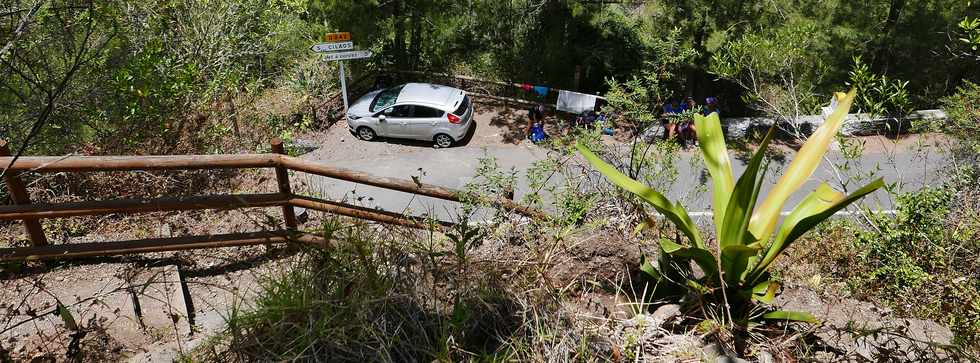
[310,33,371,117]
[338,62,348,114]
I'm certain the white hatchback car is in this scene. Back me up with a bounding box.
[346,83,474,148]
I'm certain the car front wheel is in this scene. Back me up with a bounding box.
[357,127,377,141]
[433,133,454,148]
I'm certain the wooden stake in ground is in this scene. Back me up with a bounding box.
[0,139,48,246]
[271,138,299,232]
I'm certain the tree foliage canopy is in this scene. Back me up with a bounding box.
[0,0,976,155]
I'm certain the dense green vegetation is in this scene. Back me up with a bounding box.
[2,0,977,157]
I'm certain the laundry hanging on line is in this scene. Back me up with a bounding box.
[516,83,551,97]
[556,90,598,114]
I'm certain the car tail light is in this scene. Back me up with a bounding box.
[447,113,461,124]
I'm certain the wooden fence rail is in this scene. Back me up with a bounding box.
[0,139,545,261]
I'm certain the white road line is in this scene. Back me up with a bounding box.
[473,209,899,225]
[684,209,897,218]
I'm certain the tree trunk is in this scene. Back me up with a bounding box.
[392,0,407,68]
[872,0,906,72]
[410,6,423,70]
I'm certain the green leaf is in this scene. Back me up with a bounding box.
[686,279,712,295]
[577,142,703,247]
[640,254,689,301]
[717,126,773,285]
[749,178,884,284]
[57,302,78,331]
[694,113,735,239]
[659,238,719,280]
[719,125,775,249]
[751,281,779,304]
[749,89,856,240]
[639,255,661,280]
[720,244,759,285]
[761,310,818,323]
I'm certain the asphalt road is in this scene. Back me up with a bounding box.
[296,108,950,224]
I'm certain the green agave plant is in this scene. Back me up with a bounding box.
[578,90,883,323]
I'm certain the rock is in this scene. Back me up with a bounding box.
[650,304,681,325]
[289,138,320,155]
[776,285,956,361]
[757,350,775,363]
[716,356,750,363]
[718,109,945,140]
[160,223,172,237]
[701,342,723,360]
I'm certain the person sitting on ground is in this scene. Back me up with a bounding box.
[527,104,544,134]
[596,107,615,135]
[704,96,720,117]
[526,104,548,143]
[679,97,700,143]
[662,98,685,139]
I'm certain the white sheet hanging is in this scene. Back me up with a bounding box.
[556,90,598,114]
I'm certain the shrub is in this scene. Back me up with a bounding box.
[940,81,980,155]
[849,171,980,345]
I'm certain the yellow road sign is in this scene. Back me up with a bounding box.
[324,32,351,42]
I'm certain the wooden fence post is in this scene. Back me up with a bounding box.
[270,139,298,233]
[0,140,48,246]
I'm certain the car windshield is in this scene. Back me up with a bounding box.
[370,85,404,112]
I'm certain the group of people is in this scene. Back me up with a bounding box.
[525,104,614,143]
[661,96,720,145]
[523,95,721,145]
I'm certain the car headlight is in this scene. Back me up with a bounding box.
[347,114,361,120]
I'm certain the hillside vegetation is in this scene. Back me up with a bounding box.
[1,0,979,361]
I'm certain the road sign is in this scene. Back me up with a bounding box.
[323,50,372,61]
[324,32,351,42]
[311,41,353,52]
[312,32,367,116]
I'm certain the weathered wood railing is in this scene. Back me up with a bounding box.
[0,139,544,261]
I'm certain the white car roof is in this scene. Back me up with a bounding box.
[396,83,465,111]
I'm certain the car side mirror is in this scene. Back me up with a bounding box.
[378,114,386,122]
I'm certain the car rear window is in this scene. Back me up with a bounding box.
[370,86,404,112]
[452,95,470,116]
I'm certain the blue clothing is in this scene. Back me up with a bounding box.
[532,86,550,97]
[530,123,547,143]
[703,108,720,117]
[663,104,686,114]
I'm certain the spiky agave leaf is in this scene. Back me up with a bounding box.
[748,89,857,241]
[717,126,773,285]
[660,238,718,281]
[761,310,818,323]
[748,178,884,284]
[694,112,735,240]
[577,142,703,247]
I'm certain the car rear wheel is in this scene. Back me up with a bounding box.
[356,127,377,141]
[433,133,454,148]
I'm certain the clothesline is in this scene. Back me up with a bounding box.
[516,83,606,114]
[515,82,607,101]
